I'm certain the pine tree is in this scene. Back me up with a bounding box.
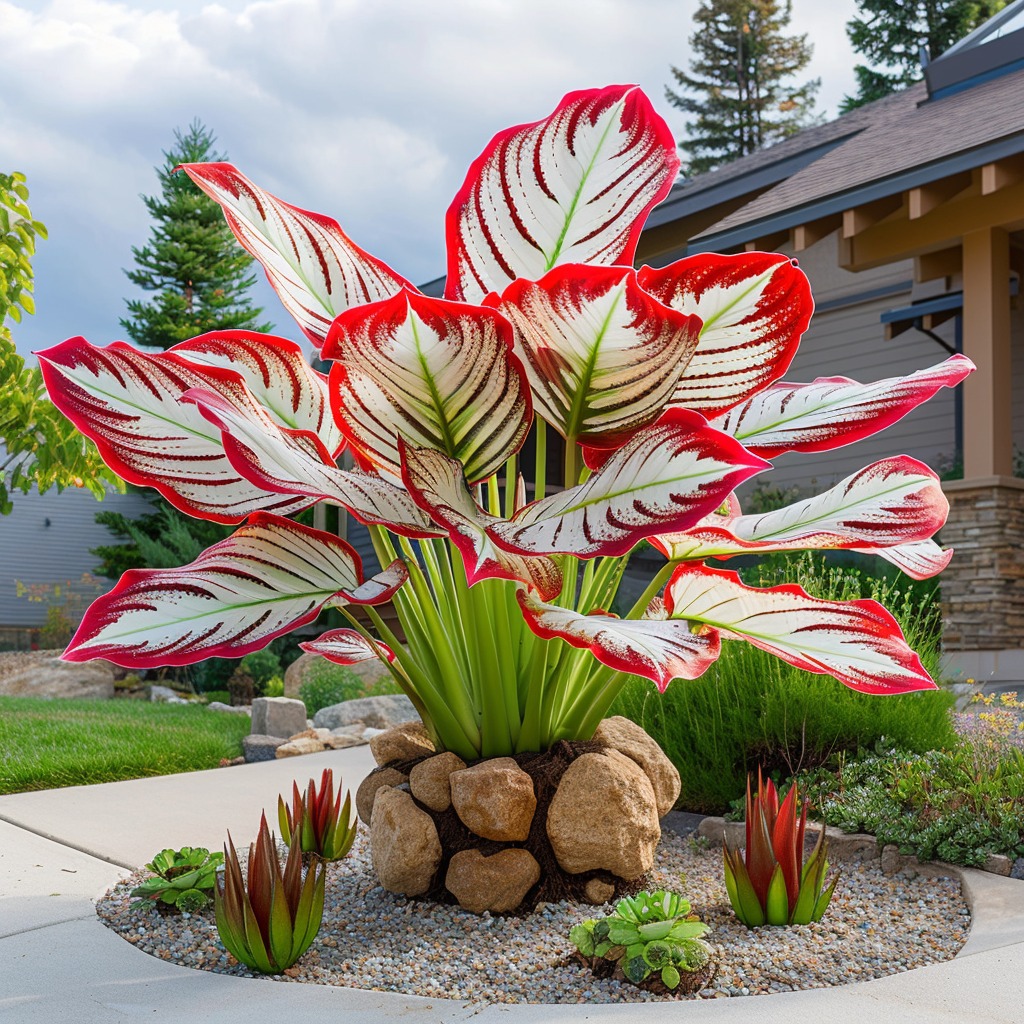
[121,120,270,349]
[666,0,819,176]
[841,0,1006,112]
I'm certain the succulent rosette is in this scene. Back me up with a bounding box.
[40,85,973,761]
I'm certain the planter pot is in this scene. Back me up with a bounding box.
[358,716,681,914]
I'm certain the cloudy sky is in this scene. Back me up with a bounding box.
[5,0,859,360]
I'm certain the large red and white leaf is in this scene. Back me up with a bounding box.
[663,562,936,694]
[869,540,953,580]
[324,290,531,483]
[490,409,769,558]
[183,386,441,538]
[445,85,679,304]
[400,441,562,599]
[710,355,975,457]
[179,163,413,347]
[37,338,311,523]
[172,331,344,454]
[64,514,381,668]
[300,629,396,665]
[653,457,947,560]
[638,253,812,417]
[332,558,409,606]
[517,589,721,692]
[497,265,701,447]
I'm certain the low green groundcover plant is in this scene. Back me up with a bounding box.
[130,846,224,914]
[0,696,249,794]
[298,660,402,716]
[611,553,955,813]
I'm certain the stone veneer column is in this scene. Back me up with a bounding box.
[940,477,1024,682]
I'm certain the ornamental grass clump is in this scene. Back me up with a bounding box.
[724,771,838,927]
[215,813,325,974]
[278,768,357,861]
[40,85,972,765]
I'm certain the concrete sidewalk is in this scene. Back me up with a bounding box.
[1,747,1023,1024]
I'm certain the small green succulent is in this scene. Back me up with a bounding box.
[569,889,714,991]
[130,846,224,914]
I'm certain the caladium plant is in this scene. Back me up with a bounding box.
[40,85,972,762]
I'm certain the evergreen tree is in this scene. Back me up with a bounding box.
[666,0,819,176]
[841,0,1006,112]
[121,120,271,349]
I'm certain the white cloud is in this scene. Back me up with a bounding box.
[3,0,858,356]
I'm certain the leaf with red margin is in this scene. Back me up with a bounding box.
[300,629,396,665]
[663,562,936,694]
[325,290,532,484]
[652,457,947,560]
[516,589,721,692]
[182,385,442,538]
[446,85,679,303]
[172,331,344,455]
[497,264,701,447]
[37,337,312,524]
[638,252,812,417]
[178,162,413,347]
[869,540,953,580]
[709,355,975,457]
[329,558,409,606]
[63,514,390,668]
[400,441,562,600]
[490,409,769,558]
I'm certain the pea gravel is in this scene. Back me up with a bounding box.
[94,829,969,1004]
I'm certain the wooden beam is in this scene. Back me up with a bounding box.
[792,214,842,252]
[842,195,903,238]
[908,172,973,220]
[840,178,1024,270]
[744,231,790,252]
[981,154,1024,196]
[962,227,1013,479]
[915,246,961,284]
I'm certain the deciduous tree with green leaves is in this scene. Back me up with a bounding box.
[666,0,819,176]
[0,172,120,514]
[121,120,271,349]
[841,0,1007,112]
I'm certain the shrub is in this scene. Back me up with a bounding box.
[610,552,955,813]
[298,659,401,716]
[240,648,283,698]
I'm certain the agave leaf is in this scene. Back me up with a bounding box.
[267,862,296,971]
[771,784,801,912]
[292,859,326,961]
[812,870,841,923]
[446,85,679,303]
[765,865,790,926]
[723,845,766,927]
[277,792,294,847]
[240,892,276,974]
[214,880,249,966]
[745,799,777,909]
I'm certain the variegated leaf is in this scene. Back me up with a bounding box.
[64,514,384,667]
[400,441,562,599]
[663,562,936,694]
[329,558,409,606]
[498,264,701,447]
[300,628,396,664]
[446,85,679,303]
[37,338,311,523]
[324,290,531,483]
[172,331,344,455]
[638,253,812,416]
[869,540,953,580]
[490,409,768,558]
[516,589,721,692]
[179,163,413,347]
[183,386,442,538]
[653,457,947,560]
[710,354,975,457]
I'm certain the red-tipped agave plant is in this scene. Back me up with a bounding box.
[278,769,357,862]
[723,772,838,927]
[40,86,972,761]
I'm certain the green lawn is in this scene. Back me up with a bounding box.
[0,696,250,795]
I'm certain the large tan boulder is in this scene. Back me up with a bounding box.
[450,757,536,842]
[370,787,442,896]
[0,654,115,699]
[356,766,408,824]
[546,749,660,879]
[409,752,466,812]
[274,736,326,758]
[445,848,541,913]
[369,720,435,766]
[592,716,681,817]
